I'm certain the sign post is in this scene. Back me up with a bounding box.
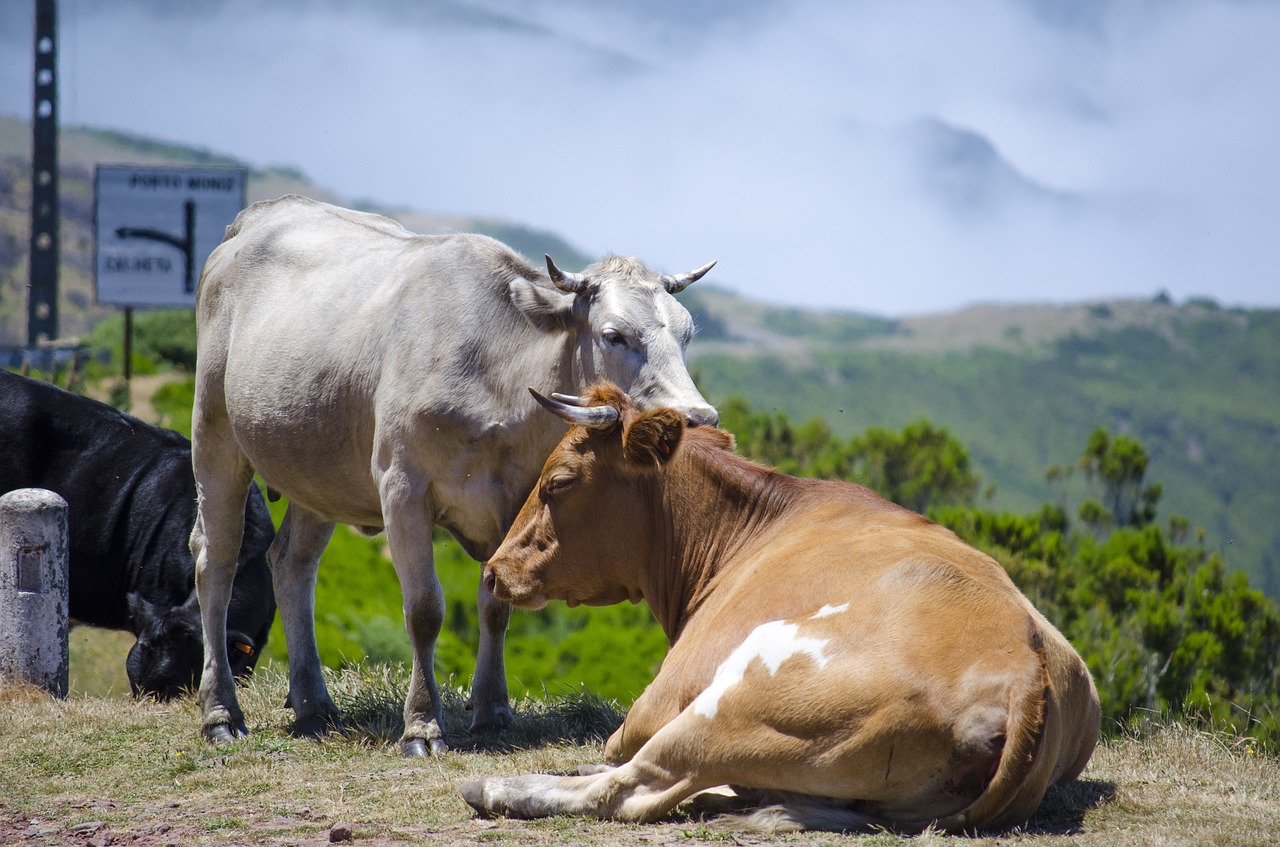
[28,0,59,347]
[94,164,248,381]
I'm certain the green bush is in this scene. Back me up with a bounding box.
[150,377,195,434]
[932,430,1280,749]
[85,308,198,373]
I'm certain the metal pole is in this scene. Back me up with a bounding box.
[124,306,133,384]
[0,488,70,698]
[27,0,59,346]
[184,199,196,293]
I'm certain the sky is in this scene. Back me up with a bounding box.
[2,0,1278,316]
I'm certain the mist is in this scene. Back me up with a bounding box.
[2,0,1278,315]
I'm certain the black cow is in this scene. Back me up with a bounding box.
[0,370,275,698]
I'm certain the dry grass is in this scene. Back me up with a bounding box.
[2,666,1277,847]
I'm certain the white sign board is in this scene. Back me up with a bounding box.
[94,164,247,307]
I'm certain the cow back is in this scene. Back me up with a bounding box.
[196,195,575,552]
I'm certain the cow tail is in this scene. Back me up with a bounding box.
[744,623,1053,836]
[707,790,890,835]
[706,617,1056,836]
[933,616,1051,834]
[734,798,883,834]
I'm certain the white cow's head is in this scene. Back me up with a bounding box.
[511,254,718,427]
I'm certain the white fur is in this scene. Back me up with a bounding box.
[812,603,849,618]
[693,620,830,719]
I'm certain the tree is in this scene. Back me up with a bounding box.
[848,421,980,513]
[938,429,1280,749]
[1078,427,1162,527]
[718,397,980,513]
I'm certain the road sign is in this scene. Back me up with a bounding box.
[94,164,247,307]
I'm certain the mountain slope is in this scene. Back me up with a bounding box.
[2,115,1276,595]
[682,287,1280,595]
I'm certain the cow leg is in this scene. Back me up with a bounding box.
[470,577,514,733]
[603,669,686,763]
[379,465,448,756]
[190,436,254,743]
[270,505,339,736]
[461,716,707,822]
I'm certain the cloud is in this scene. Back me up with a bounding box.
[1,0,1277,315]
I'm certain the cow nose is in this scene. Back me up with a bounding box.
[685,405,719,428]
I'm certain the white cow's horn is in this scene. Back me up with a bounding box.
[545,254,588,294]
[550,392,590,407]
[530,387,619,429]
[660,260,717,294]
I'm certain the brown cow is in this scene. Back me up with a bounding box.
[462,385,1100,833]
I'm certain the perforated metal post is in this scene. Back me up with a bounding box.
[28,0,60,346]
[0,488,70,697]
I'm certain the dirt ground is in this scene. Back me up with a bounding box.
[0,806,781,847]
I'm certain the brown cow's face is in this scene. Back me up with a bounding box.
[484,389,684,610]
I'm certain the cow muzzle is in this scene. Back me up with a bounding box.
[482,565,499,597]
[482,563,548,610]
[682,403,719,428]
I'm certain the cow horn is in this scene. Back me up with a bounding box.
[550,392,590,407]
[546,254,588,294]
[529,387,620,429]
[660,260,717,294]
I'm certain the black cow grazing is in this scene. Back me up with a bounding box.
[0,370,275,698]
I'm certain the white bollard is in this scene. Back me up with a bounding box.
[0,488,70,698]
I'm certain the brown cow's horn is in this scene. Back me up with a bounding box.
[546,254,588,294]
[660,260,717,294]
[530,387,619,429]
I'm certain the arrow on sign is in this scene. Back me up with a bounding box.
[115,199,197,293]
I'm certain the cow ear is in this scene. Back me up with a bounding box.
[227,630,259,663]
[623,409,685,467]
[127,592,160,627]
[510,278,575,332]
[171,590,204,637]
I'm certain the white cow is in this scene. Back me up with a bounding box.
[190,195,717,755]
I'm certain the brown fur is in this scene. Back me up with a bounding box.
[466,384,1101,831]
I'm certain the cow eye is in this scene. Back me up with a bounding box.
[545,474,576,496]
[602,328,627,347]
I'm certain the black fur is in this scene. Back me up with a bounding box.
[0,371,275,698]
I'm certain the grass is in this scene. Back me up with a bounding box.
[2,666,1277,847]
[67,625,133,697]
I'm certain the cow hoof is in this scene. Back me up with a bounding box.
[460,779,491,814]
[293,713,338,738]
[577,763,614,775]
[204,721,246,745]
[468,705,515,735]
[401,737,448,757]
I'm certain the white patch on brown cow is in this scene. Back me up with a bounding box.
[812,603,849,619]
[692,620,830,720]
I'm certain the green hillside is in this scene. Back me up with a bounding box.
[682,289,1280,595]
[2,114,1276,596]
